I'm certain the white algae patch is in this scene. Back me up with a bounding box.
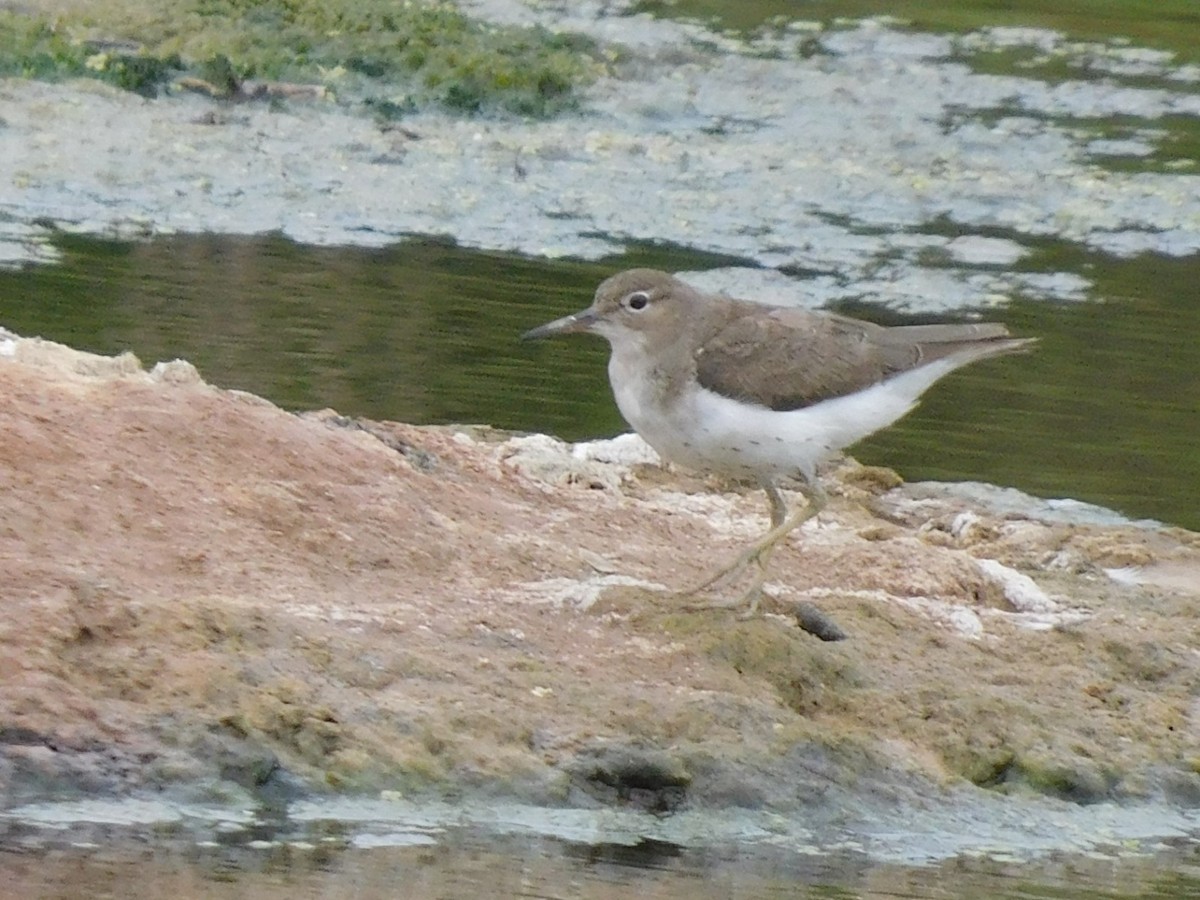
[901,481,1162,529]
[2,799,257,828]
[975,558,1059,614]
[571,432,661,467]
[0,220,60,269]
[9,795,1197,866]
[2,6,1200,311]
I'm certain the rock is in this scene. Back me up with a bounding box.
[1,330,1199,814]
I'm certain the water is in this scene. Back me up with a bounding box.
[1,232,1196,530]
[631,0,1200,61]
[1,819,1198,898]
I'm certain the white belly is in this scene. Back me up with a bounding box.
[609,355,968,483]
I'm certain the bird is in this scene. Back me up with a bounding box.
[522,268,1036,612]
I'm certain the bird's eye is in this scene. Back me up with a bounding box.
[627,291,650,310]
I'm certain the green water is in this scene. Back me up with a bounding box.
[634,0,1200,63]
[1,232,1196,531]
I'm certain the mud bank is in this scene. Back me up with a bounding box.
[2,330,1198,858]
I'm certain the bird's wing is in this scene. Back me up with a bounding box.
[694,307,1024,412]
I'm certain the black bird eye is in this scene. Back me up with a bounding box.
[627,291,650,310]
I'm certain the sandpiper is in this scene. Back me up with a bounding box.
[523,269,1035,611]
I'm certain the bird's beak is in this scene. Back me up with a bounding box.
[520,308,599,341]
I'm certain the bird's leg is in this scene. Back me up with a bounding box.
[738,481,826,615]
[764,480,790,530]
[682,479,826,609]
[683,480,789,594]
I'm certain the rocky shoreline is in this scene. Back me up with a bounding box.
[1,327,1198,856]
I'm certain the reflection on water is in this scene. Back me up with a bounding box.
[0,232,1196,530]
[1,825,1198,899]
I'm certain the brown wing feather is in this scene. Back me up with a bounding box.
[694,305,1027,412]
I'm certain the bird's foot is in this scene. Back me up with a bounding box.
[677,555,773,616]
[680,542,770,596]
[680,504,817,597]
[677,488,824,614]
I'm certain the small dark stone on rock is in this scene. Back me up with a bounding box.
[791,601,847,641]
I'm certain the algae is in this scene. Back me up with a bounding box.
[0,1,598,115]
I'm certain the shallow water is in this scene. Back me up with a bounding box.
[1,802,1198,899]
[1,232,1196,530]
[3,839,1197,899]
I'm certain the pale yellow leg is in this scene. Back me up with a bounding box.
[683,480,826,612]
